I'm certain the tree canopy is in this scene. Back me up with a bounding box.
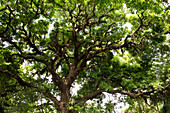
[0,0,169,112]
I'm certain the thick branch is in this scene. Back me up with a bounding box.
[47,66,64,91]
[11,50,64,91]
[66,12,147,88]
[75,88,154,105]
[0,69,37,88]
[66,44,126,88]
[75,89,105,105]
[0,69,60,109]
[72,24,79,66]
[15,54,47,64]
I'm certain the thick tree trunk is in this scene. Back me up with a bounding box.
[59,83,71,113]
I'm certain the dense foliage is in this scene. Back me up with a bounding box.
[0,0,169,112]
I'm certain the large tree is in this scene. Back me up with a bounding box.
[0,0,169,112]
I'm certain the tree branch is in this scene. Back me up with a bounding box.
[75,89,105,105]
[14,54,47,64]
[47,65,64,91]
[66,43,126,88]
[0,69,60,109]
[0,5,12,36]
[74,88,154,105]
[25,37,44,55]
[0,5,7,11]
[66,11,148,89]
[124,12,146,44]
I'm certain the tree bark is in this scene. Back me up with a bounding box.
[59,82,71,113]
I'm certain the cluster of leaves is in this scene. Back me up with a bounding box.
[0,0,169,112]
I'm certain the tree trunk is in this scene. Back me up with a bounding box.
[59,82,71,113]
